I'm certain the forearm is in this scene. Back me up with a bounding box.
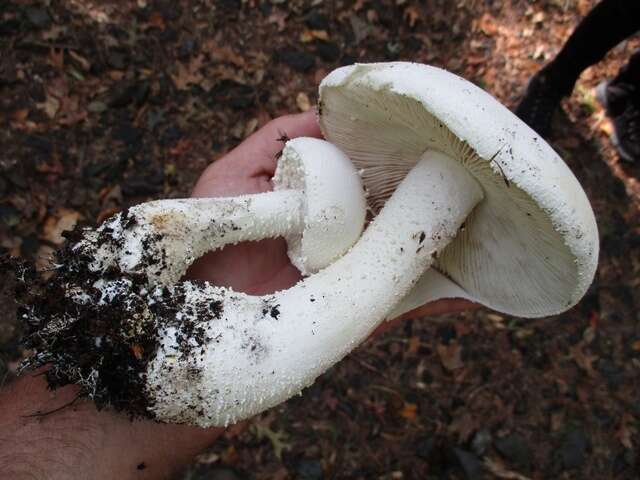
[0,372,224,480]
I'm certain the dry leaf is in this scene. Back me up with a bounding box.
[477,13,498,35]
[147,11,165,30]
[171,55,205,90]
[407,336,420,355]
[616,413,637,449]
[569,343,598,377]
[35,245,56,280]
[37,94,60,119]
[68,50,91,71]
[11,109,29,122]
[485,457,532,480]
[403,6,420,28]
[203,40,245,67]
[437,343,464,371]
[399,402,417,421]
[267,10,287,32]
[296,92,311,112]
[48,48,64,69]
[42,208,83,245]
[449,412,477,442]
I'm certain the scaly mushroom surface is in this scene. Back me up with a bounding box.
[22,62,599,428]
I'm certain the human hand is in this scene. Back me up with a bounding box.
[0,112,475,480]
[187,110,475,325]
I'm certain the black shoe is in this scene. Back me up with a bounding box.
[515,71,566,138]
[596,80,640,163]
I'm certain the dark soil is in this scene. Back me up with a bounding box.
[1,1,639,479]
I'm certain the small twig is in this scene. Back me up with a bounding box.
[22,393,83,418]
[489,146,510,187]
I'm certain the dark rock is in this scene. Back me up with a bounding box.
[6,171,27,189]
[471,429,492,456]
[20,235,39,257]
[416,436,437,460]
[406,36,423,52]
[209,80,255,110]
[0,358,7,382]
[314,41,341,62]
[185,466,246,480]
[560,429,589,470]
[437,324,457,345]
[277,49,315,72]
[295,458,323,480]
[159,125,183,146]
[305,11,330,30]
[0,18,21,36]
[452,448,484,480]
[113,123,143,146]
[597,358,623,388]
[159,27,178,43]
[494,433,530,470]
[178,37,197,58]
[108,81,150,109]
[218,0,241,11]
[122,168,164,197]
[24,7,51,29]
[107,51,127,70]
[0,203,20,227]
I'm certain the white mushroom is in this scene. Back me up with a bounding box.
[27,62,599,429]
[78,137,367,283]
[318,62,599,318]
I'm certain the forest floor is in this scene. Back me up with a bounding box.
[1,1,639,479]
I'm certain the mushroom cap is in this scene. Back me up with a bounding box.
[318,62,599,317]
[273,137,367,275]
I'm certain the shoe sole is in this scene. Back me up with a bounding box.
[596,81,636,163]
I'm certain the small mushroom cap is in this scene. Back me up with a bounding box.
[273,137,367,275]
[319,62,599,317]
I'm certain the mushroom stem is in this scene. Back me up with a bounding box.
[147,149,484,426]
[84,190,306,285]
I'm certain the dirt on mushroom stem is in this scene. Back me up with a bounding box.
[10,222,212,418]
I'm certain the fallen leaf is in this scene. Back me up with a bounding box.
[171,54,205,90]
[407,336,420,355]
[37,94,60,119]
[399,402,417,421]
[484,457,532,480]
[147,11,165,30]
[35,245,56,280]
[296,92,311,112]
[437,343,464,371]
[68,50,91,71]
[616,413,637,449]
[267,10,287,32]
[11,109,29,122]
[48,48,64,69]
[569,343,598,377]
[403,6,420,28]
[477,13,498,36]
[42,208,83,245]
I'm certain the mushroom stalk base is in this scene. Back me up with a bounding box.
[146,149,483,426]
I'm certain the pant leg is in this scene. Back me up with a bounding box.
[544,0,640,95]
[612,48,640,85]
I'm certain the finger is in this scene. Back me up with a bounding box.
[216,111,322,177]
[192,111,322,197]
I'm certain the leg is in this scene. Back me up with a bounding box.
[516,0,640,137]
[596,48,640,162]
